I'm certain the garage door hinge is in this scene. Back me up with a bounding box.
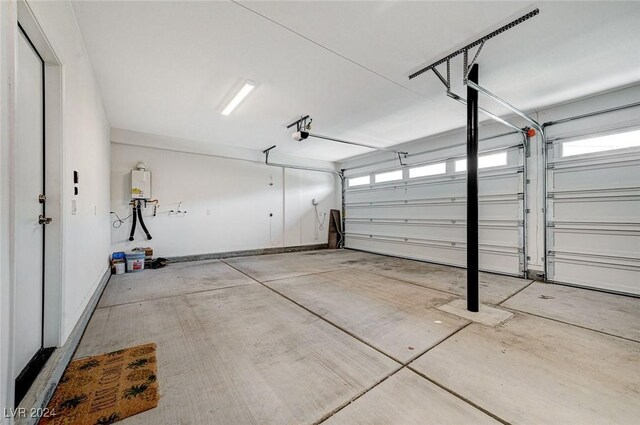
[547,193,555,198]
[525,208,530,213]
[547,222,555,228]
[547,164,555,170]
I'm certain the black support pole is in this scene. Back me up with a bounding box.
[466,64,479,312]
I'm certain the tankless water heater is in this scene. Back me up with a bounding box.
[131,169,151,200]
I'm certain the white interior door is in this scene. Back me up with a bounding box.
[14,28,45,380]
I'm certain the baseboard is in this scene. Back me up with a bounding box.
[15,266,111,425]
[167,243,329,263]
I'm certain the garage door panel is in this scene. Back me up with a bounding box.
[548,257,639,295]
[549,160,640,192]
[346,172,522,204]
[549,197,640,223]
[346,236,521,274]
[480,251,522,275]
[549,228,640,260]
[346,201,521,221]
[347,203,463,220]
[346,221,520,247]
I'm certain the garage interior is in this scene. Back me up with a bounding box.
[1,1,639,424]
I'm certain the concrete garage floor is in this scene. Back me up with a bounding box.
[75,249,640,424]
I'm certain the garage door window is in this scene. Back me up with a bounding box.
[455,151,507,172]
[562,129,640,157]
[409,162,446,178]
[349,175,370,187]
[375,170,403,183]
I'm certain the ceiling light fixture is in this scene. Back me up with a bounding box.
[221,80,255,116]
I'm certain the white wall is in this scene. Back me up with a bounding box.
[1,0,110,417]
[29,0,111,342]
[284,168,337,247]
[110,142,340,257]
[1,2,18,421]
[340,83,640,275]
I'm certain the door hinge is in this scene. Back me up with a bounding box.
[39,194,46,203]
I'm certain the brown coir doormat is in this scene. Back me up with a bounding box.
[39,343,158,425]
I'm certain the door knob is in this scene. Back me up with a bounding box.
[38,215,52,225]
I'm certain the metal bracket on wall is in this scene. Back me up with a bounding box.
[397,152,407,166]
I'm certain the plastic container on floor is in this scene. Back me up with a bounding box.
[126,251,145,273]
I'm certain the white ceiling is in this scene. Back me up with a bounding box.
[72,1,640,162]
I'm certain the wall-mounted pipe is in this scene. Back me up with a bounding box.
[137,201,152,240]
[128,201,137,241]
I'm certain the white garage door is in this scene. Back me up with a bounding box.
[546,114,640,295]
[344,133,526,276]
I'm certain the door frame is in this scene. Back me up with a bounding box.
[10,0,64,402]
